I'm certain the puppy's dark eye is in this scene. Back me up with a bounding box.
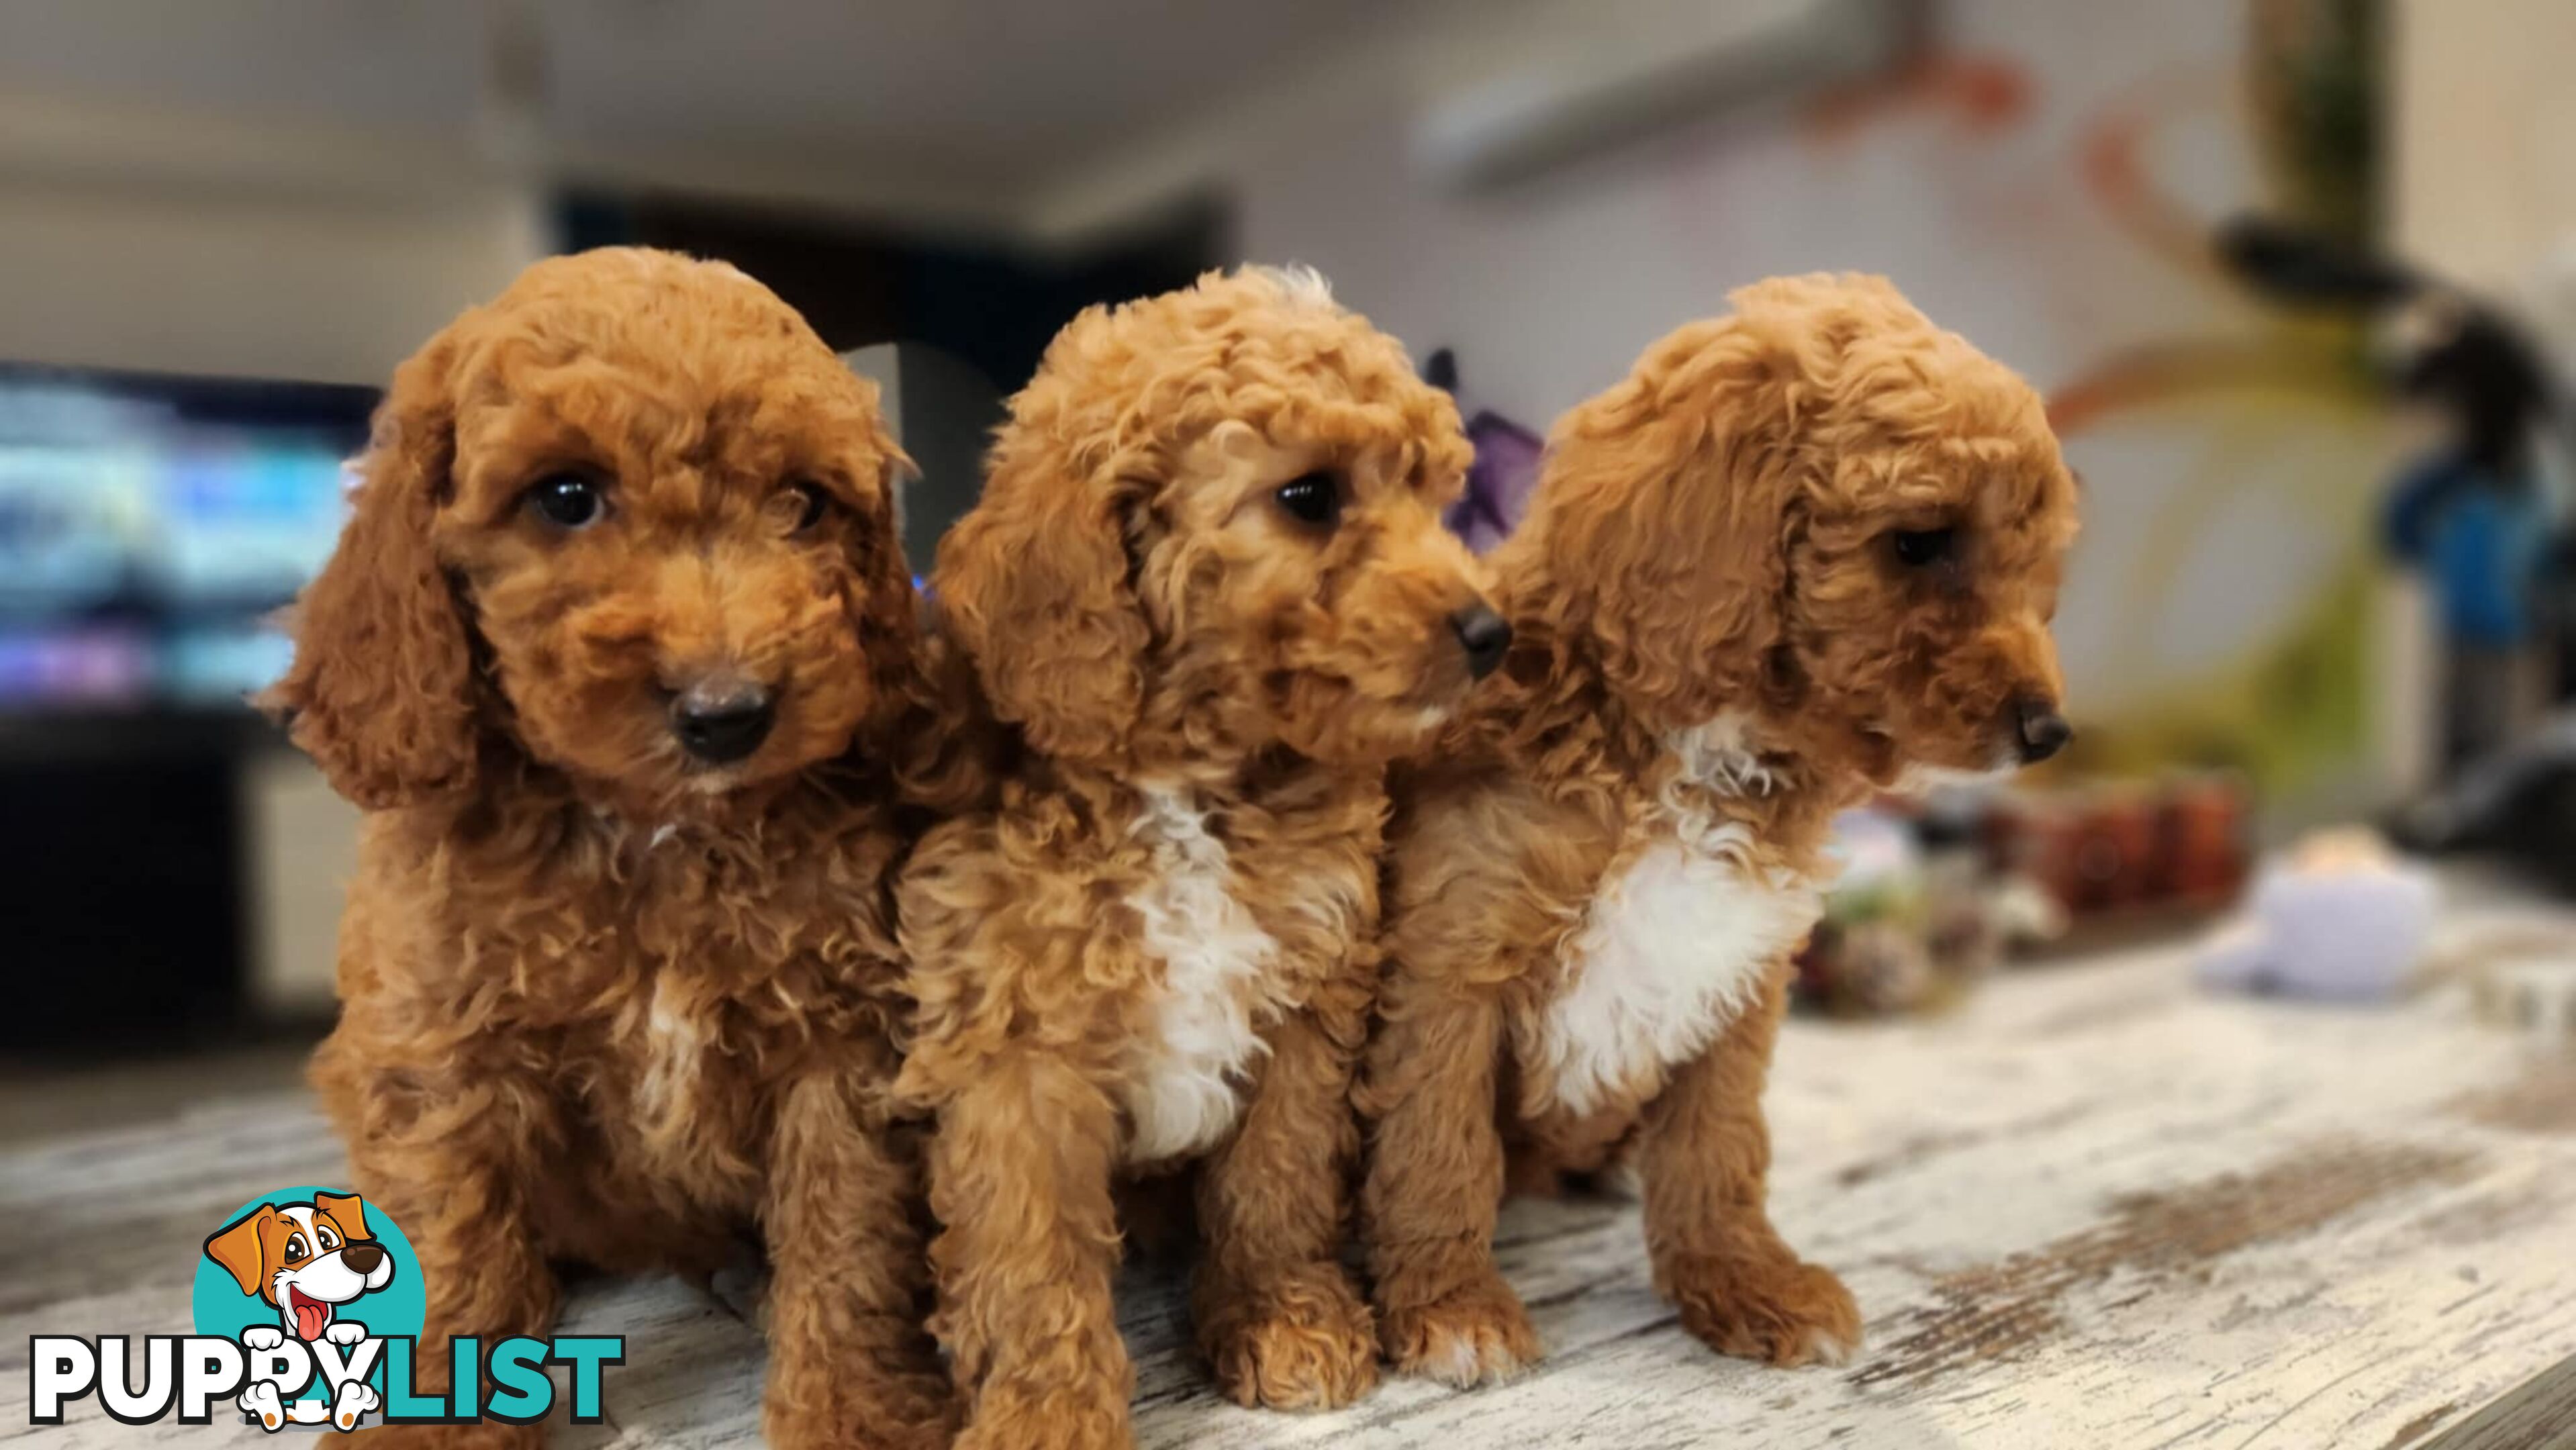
[1274,472,1341,528]
[1890,526,1956,567]
[526,474,604,530]
[284,1236,307,1263]
[788,481,832,535]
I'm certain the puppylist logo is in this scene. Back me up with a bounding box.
[28,1186,622,1432]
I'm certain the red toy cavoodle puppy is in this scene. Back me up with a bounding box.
[895,267,1506,1449]
[1360,273,2081,1385]
[271,248,965,1450]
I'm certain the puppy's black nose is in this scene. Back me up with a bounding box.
[339,1242,385,1274]
[671,682,775,764]
[1450,604,1512,681]
[2015,696,2072,763]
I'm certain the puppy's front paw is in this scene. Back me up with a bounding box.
[1201,1266,1378,1411]
[1659,1250,1861,1368]
[1380,1274,1541,1388]
[325,1320,369,1347]
[955,1386,1127,1450]
[241,1326,286,1353]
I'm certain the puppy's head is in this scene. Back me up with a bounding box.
[935,267,1496,771]
[1529,274,2078,785]
[265,248,918,819]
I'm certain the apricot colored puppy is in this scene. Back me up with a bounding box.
[274,249,959,1449]
[897,267,1502,1449]
[1361,274,2080,1383]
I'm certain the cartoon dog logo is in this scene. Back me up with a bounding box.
[205,1191,396,1342]
[204,1192,395,1430]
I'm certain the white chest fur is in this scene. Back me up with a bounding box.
[624,971,734,1188]
[1120,787,1283,1163]
[636,975,709,1122]
[1535,716,1821,1116]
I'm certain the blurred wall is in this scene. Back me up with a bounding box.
[243,749,356,1015]
[1049,0,2244,428]
[0,177,540,385]
[2391,0,2576,302]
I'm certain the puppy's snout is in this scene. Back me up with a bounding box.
[339,1241,385,1275]
[1450,603,1511,681]
[2013,695,2072,764]
[671,679,777,764]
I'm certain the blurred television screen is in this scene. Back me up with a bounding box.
[0,366,371,710]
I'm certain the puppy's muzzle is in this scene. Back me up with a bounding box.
[2013,695,2072,763]
[1451,604,1512,681]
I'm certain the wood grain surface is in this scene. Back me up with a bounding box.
[7,918,2573,1448]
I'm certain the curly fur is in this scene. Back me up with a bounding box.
[1359,275,2080,1385]
[270,248,972,1450]
[896,267,1495,1448]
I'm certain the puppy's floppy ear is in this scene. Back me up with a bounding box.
[853,442,928,713]
[809,367,927,723]
[1535,312,1806,732]
[204,1204,279,1298]
[312,1191,371,1242]
[933,422,1146,765]
[261,330,481,809]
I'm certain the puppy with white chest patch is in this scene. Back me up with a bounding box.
[895,267,1502,1450]
[1359,275,2081,1384]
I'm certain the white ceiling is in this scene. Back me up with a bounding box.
[542,0,1402,186]
[0,0,1421,219]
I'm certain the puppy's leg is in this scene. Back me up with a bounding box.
[340,1077,555,1450]
[1639,962,1860,1367]
[1192,984,1376,1411]
[1358,973,1539,1387]
[928,1053,1131,1450]
[763,1063,954,1450]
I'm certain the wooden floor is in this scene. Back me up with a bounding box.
[7,917,2576,1449]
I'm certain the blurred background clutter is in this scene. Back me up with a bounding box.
[6,0,2576,1084]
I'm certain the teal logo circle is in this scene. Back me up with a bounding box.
[192,1186,426,1388]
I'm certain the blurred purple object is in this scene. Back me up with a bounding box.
[1446,411,1544,553]
[1424,347,1543,554]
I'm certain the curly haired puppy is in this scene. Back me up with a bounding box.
[271,248,963,1449]
[896,267,1505,1448]
[1359,274,2080,1384]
